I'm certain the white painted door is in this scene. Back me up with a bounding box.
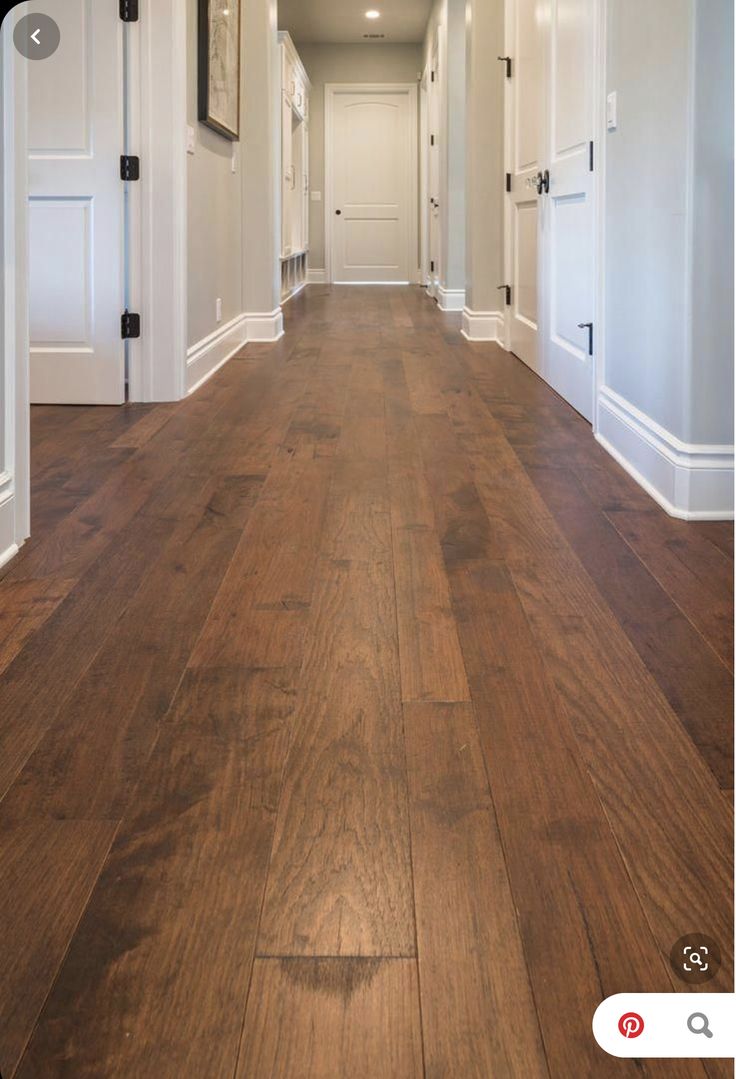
[428,43,441,297]
[27,0,126,404]
[328,86,416,284]
[542,0,595,421]
[506,0,595,422]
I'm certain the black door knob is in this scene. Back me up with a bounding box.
[335,209,342,215]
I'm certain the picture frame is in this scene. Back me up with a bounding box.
[198,0,242,141]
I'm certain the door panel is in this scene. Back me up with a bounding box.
[509,0,545,370]
[330,89,414,284]
[27,0,125,404]
[428,41,440,296]
[543,0,595,421]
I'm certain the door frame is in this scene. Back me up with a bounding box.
[502,0,607,433]
[324,82,419,286]
[1,18,30,566]
[419,68,429,288]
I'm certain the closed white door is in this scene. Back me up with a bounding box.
[542,0,595,421]
[27,0,126,404]
[428,42,441,296]
[506,0,595,422]
[328,85,416,284]
[508,0,545,373]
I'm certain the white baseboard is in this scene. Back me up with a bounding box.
[437,286,465,312]
[186,308,284,396]
[245,308,284,342]
[307,268,327,284]
[186,313,250,396]
[0,485,20,569]
[597,386,734,520]
[461,307,506,343]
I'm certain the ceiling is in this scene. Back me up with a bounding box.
[278,0,433,45]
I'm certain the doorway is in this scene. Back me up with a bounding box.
[325,83,418,285]
[504,0,598,423]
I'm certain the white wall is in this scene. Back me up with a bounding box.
[599,0,734,518]
[296,43,423,271]
[0,18,30,566]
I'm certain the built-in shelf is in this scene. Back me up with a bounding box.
[279,32,310,305]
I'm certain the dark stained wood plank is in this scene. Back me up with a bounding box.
[257,556,415,957]
[15,668,292,1079]
[606,507,734,670]
[236,959,423,1079]
[110,403,178,449]
[448,561,711,1077]
[0,820,116,1078]
[0,577,76,676]
[404,701,548,1079]
[2,474,264,820]
[522,463,733,786]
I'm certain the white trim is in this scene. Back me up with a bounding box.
[437,286,465,312]
[597,387,734,520]
[307,268,327,284]
[186,313,250,395]
[245,308,285,342]
[325,83,419,287]
[592,0,607,436]
[127,0,188,402]
[0,542,20,572]
[186,307,284,396]
[461,308,506,343]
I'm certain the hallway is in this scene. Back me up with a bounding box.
[0,286,732,1077]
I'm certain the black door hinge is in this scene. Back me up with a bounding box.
[506,172,512,192]
[497,56,512,78]
[430,260,435,273]
[498,284,512,306]
[578,321,593,355]
[121,310,141,339]
[120,0,139,21]
[431,70,435,82]
[589,140,594,171]
[430,134,435,146]
[120,155,140,181]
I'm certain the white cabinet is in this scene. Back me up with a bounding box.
[279,33,310,303]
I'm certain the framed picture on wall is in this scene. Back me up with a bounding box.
[198,0,241,140]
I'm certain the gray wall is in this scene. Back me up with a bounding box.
[296,43,423,271]
[186,0,245,348]
[605,0,733,447]
[465,0,504,312]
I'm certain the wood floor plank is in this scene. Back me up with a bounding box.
[0,577,76,676]
[0,820,116,1078]
[257,556,415,957]
[405,701,548,1079]
[2,474,264,820]
[236,959,423,1079]
[15,668,292,1079]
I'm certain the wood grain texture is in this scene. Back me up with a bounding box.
[405,701,548,1079]
[0,821,116,1078]
[15,668,293,1079]
[236,959,423,1079]
[0,286,731,1078]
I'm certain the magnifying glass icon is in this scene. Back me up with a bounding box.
[687,1012,714,1039]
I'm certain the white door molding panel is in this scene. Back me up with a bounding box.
[326,83,418,285]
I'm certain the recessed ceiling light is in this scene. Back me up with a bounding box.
[365,10,381,18]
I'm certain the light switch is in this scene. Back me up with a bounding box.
[310,191,322,202]
[607,92,617,131]
[187,125,196,155]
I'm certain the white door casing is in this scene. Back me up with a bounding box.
[505,0,596,423]
[428,39,441,297]
[326,84,418,285]
[27,0,126,404]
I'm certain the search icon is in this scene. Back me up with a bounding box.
[687,1013,714,1039]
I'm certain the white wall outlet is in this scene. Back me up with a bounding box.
[310,191,322,202]
[216,298,223,323]
[607,91,618,131]
[187,125,196,155]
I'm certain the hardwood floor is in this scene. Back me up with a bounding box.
[0,285,732,1078]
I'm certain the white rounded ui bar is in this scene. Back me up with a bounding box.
[593,994,736,1058]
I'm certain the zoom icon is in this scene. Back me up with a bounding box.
[670,934,721,985]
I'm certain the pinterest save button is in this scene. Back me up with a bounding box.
[593,994,736,1058]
